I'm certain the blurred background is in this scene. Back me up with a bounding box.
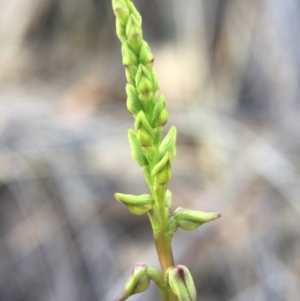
[1,0,300,300]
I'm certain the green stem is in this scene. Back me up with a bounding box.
[147,209,177,301]
[147,183,177,300]
[154,192,173,272]
[154,222,173,273]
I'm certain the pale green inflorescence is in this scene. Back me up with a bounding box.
[112,0,176,212]
[112,1,220,300]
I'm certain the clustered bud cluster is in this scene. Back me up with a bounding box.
[113,0,174,191]
[112,1,220,300]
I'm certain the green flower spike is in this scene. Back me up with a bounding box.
[174,207,221,231]
[114,193,154,215]
[165,265,197,301]
[112,0,221,300]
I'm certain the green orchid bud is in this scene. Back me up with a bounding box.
[127,1,142,25]
[165,265,197,301]
[174,207,221,230]
[112,0,130,24]
[138,79,153,103]
[136,128,152,147]
[159,126,177,160]
[152,94,168,127]
[126,14,143,48]
[139,41,154,65]
[135,64,152,85]
[116,18,127,42]
[126,83,143,116]
[128,129,148,166]
[155,108,168,128]
[130,263,150,293]
[150,68,160,92]
[135,111,154,146]
[135,65,154,103]
[151,152,172,185]
[114,193,154,215]
[122,42,138,67]
[115,263,150,301]
[125,66,138,85]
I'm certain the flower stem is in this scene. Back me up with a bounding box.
[112,0,178,300]
[154,221,173,273]
[148,186,177,301]
[154,231,178,300]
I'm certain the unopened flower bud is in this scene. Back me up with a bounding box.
[139,41,154,66]
[135,111,154,146]
[152,94,168,127]
[127,1,142,25]
[126,84,143,116]
[174,207,221,231]
[151,152,172,185]
[126,14,142,48]
[112,0,130,24]
[157,108,168,127]
[150,68,159,92]
[122,42,138,67]
[125,66,138,85]
[165,265,197,301]
[128,129,148,166]
[135,65,154,103]
[159,126,177,160]
[136,128,152,146]
[115,263,150,301]
[114,193,154,215]
[135,64,152,84]
[116,18,127,42]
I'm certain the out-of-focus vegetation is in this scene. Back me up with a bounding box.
[0,0,300,301]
